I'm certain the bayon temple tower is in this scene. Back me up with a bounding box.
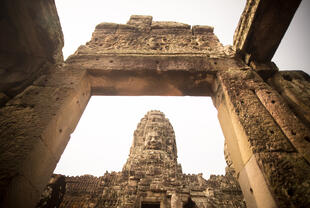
[38,110,245,208]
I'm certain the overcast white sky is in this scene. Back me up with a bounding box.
[54,0,310,179]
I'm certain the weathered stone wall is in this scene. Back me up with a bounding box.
[268,71,310,128]
[0,1,91,207]
[0,0,64,105]
[226,1,310,206]
[60,175,104,208]
[213,67,310,207]
[57,168,245,208]
[0,63,91,208]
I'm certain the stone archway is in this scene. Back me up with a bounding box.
[1,1,310,208]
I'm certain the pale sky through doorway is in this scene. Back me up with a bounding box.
[54,0,310,179]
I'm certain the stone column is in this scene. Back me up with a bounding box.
[171,191,181,208]
[212,68,310,207]
[0,66,91,208]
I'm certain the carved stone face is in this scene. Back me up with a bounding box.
[144,130,163,150]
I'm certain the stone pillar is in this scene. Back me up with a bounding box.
[0,66,91,208]
[160,198,167,208]
[212,68,310,207]
[171,192,181,208]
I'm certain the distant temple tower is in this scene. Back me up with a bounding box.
[39,110,246,208]
[123,110,181,177]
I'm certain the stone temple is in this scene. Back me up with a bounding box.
[37,110,245,208]
[1,0,310,207]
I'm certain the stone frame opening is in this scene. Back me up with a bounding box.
[56,95,227,179]
[5,58,306,208]
[2,35,309,208]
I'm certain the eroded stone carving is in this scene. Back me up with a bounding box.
[72,15,234,58]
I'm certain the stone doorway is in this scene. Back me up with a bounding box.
[1,1,309,207]
[183,198,198,208]
[141,202,160,208]
[54,96,226,179]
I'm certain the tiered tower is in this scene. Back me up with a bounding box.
[123,110,181,178]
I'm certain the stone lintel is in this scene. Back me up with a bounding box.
[66,55,245,96]
[89,70,214,96]
[66,54,243,73]
[233,0,302,62]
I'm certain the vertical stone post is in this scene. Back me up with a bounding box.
[171,191,182,208]
[160,197,167,208]
[0,66,91,208]
[212,68,310,207]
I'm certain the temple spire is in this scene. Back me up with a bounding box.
[123,110,181,176]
